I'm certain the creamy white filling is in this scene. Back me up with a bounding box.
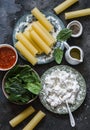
[43,69,80,108]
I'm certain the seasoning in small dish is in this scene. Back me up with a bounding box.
[0,44,18,71]
[70,48,80,60]
[67,20,83,37]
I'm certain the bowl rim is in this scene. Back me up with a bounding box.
[0,44,18,71]
[2,64,40,105]
[67,20,83,38]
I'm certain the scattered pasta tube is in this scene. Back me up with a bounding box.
[65,8,90,19]
[23,110,46,130]
[16,32,38,56]
[31,7,53,31]
[15,41,37,65]
[54,0,78,14]
[30,30,51,55]
[9,106,35,127]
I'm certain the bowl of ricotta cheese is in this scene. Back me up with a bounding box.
[39,65,86,114]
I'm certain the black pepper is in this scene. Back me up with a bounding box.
[70,25,80,35]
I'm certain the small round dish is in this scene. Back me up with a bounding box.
[0,44,18,71]
[39,65,86,114]
[67,20,83,38]
[13,12,65,64]
[2,65,42,105]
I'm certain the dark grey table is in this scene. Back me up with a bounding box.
[0,0,90,130]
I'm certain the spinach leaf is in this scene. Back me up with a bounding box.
[25,82,42,95]
[53,47,63,64]
[54,28,72,64]
[57,28,72,41]
[4,65,41,104]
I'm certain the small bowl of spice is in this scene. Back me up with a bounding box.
[67,20,83,38]
[0,44,18,71]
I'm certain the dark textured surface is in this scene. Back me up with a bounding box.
[0,0,90,130]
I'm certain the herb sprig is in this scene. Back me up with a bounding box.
[57,28,72,41]
[53,28,72,64]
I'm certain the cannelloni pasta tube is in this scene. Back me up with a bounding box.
[23,110,46,130]
[65,8,90,19]
[30,30,51,55]
[16,32,38,56]
[9,106,35,127]
[32,22,53,46]
[23,30,43,54]
[54,0,78,14]
[31,7,53,31]
[37,21,56,43]
[15,41,37,65]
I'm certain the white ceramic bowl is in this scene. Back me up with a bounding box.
[67,20,83,38]
[0,44,18,71]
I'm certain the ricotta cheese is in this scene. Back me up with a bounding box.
[43,68,80,108]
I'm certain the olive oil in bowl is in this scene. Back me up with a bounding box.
[70,48,80,60]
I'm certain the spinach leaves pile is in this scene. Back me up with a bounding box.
[4,65,41,104]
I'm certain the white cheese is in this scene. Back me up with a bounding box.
[43,69,80,108]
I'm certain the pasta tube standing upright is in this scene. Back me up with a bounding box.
[30,30,51,55]
[31,7,54,31]
[65,8,90,19]
[9,106,35,127]
[23,110,46,130]
[54,0,78,14]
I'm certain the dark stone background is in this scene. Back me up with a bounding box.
[0,0,90,130]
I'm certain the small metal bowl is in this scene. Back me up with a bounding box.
[67,20,83,38]
[0,44,18,71]
[2,65,41,105]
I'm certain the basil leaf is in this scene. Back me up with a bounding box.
[53,48,63,64]
[57,28,72,41]
[25,82,42,95]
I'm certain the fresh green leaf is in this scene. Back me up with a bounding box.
[4,65,41,104]
[57,28,72,41]
[53,48,63,64]
[25,82,42,95]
